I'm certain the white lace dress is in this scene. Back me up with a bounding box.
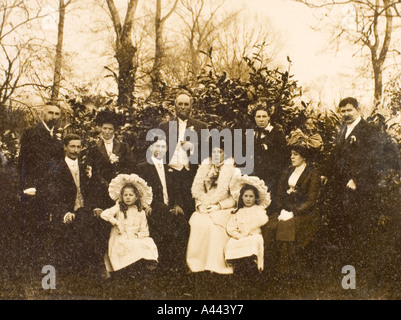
[224,205,268,271]
[101,203,158,272]
[186,158,241,274]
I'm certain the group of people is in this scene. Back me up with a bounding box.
[16,93,401,293]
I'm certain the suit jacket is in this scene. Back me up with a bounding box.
[137,158,189,245]
[39,158,92,225]
[247,125,290,196]
[18,122,64,197]
[275,164,320,247]
[137,158,182,210]
[86,137,135,208]
[327,118,376,195]
[159,117,209,169]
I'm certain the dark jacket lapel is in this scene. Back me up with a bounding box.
[96,139,109,160]
[113,138,121,155]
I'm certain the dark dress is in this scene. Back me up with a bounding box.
[272,164,321,276]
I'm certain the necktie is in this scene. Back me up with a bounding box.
[71,164,84,211]
[157,163,169,205]
[338,126,347,143]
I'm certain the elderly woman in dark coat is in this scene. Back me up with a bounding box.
[272,129,322,278]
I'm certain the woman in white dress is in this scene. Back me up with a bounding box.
[186,146,241,274]
[100,174,158,277]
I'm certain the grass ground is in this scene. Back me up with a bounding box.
[0,168,400,301]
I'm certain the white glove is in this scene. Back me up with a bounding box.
[63,212,76,223]
[278,209,294,221]
[23,187,36,196]
[346,179,356,190]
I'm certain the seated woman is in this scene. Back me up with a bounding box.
[274,128,322,278]
[186,144,241,274]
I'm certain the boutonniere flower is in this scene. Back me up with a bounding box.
[287,186,296,194]
[86,165,92,178]
[109,153,119,164]
[189,125,195,131]
[56,133,62,140]
[350,135,357,144]
[262,143,268,150]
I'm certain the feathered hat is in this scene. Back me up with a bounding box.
[286,128,323,149]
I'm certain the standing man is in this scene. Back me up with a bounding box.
[158,92,209,218]
[324,97,378,288]
[18,102,64,207]
[17,102,64,270]
[138,137,188,271]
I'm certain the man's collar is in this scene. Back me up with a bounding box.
[177,116,188,123]
[151,156,164,165]
[65,156,78,167]
[346,116,362,129]
[41,120,54,134]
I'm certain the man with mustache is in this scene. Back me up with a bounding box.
[324,97,378,290]
[40,133,95,275]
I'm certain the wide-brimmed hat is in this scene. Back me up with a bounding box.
[230,174,271,208]
[108,174,153,208]
[95,109,123,128]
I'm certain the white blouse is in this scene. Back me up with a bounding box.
[288,162,306,188]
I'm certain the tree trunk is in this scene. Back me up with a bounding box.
[106,0,139,112]
[151,0,163,93]
[150,0,178,97]
[116,38,137,110]
[50,0,66,103]
[373,62,383,104]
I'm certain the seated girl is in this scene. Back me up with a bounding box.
[225,176,270,273]
[100,174,158,277]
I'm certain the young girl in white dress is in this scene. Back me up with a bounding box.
[100,174,158,277]
[225,177,270,273]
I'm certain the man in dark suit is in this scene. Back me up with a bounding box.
[324,97,378,288]
[42,133,94,275]
[138,137,189,271]
[17,103,64,271]
[18,103,64,222]
[158,92,209,218]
